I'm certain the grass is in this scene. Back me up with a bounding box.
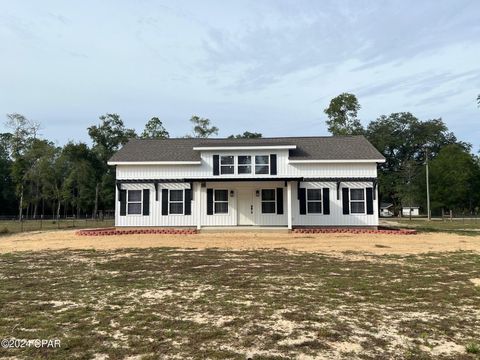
[0,219,114,235]
[0,249,479,359]
[385,218,480,236]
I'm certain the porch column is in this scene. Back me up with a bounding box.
[195,182,202,230]
[287,181,293,230]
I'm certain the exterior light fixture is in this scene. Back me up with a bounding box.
[230,190,234,197]
[256,190,260,197]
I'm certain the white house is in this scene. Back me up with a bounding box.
[402,206,420,217]
[108,136,385,229]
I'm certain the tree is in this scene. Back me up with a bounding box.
[428,144,480,213]
[4,113,42,219]
[228,131,262,139]
[188,115,218,138]
[0,133,16,215]
[365,113,459,212]
[324,93,364,136]
[141,117,170,139]
[88,113,136,214]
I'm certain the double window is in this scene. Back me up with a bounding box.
[307,189,322,214]
[127,190,142,215]
[214,190,229,214]
[220,156,235,175]
[350,189,365,214]
[169,190,184,214]
[261,189,276,213]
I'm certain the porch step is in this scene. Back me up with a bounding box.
[200,226,289,233]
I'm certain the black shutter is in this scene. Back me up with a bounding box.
[213,155,219,175]
[207,189,214,215]
[143,189,150,216]
[323,188,330,215]
[270,154,277,175]
[342,188,350,215]
[299,188,306,215]
[119,190,127,216]
[366,187,374,215]
[276,188,283,214]
[162,189,168,215]
[184,189,192,215]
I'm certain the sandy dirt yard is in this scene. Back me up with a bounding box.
[1,229,479,254]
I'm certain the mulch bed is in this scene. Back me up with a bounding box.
[292,227,417,235]
[76,228,198,236]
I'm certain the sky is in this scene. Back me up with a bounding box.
[1,0,479,150]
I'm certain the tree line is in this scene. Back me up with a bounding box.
[324,93,480,216]
[0,114,259,218]
[1,94,479,219]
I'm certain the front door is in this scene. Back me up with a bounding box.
[237,189,254,225]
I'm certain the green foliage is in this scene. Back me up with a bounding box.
[188,115,218,138]
[87,113,137,163]
[364,112,461,213]
[228,131,262,139]
[141,117,170,139]
[428,144,480,212]
[466,341,479,354]
[324,93,364,136]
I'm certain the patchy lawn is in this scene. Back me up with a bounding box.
[383,219,480,236]
[0,248,479,359]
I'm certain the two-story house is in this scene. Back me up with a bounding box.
[107,136,385,229]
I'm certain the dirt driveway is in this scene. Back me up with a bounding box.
[1,229,479,254]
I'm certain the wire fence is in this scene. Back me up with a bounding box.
[0,215,115,235]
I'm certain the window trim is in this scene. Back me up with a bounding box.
[261,188,276,214]
[350,188,366,214]
[306,188,322,214]
[168,189,185,215]
[255,155,270,175]
[213,189,229,215]
[127,189,143,215]
[237,155,252,175]
[220,155,235,175]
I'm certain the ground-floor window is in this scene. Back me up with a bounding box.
[307,189,322,214]
[127,190,142,215]
[169,189,184,214]
[261,189,276,213]
[214,189,229,214]
[350,188,365,214]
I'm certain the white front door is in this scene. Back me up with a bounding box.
[237,189,254,225]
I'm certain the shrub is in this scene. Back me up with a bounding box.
[466,341,480,354]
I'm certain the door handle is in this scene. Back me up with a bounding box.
[250,205,253,214]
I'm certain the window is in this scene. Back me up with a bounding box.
[255,155,269,174]
[169,190,184,214]
[127,190,142,214]
[238,155,252,174]
[307,189,322,214]
[261,189,276,213]
[214,190,229,214]
[220,156,234,175]
[350,189,365,214]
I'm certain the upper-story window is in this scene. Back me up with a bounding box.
[220,156,234,175]
[255,155,269,174]
[238,155,252,174]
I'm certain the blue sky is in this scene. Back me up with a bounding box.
[1,0,479,150]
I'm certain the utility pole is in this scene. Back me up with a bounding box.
[425,148,431,221]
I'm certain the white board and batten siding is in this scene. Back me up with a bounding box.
[115,149,380,228]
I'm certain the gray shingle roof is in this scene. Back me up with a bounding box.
[109,136,385,162]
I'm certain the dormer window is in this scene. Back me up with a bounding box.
[255,155,269,174]
[220,156,234,174]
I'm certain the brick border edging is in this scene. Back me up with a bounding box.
[292,228,417,235]
[76,228,198,236]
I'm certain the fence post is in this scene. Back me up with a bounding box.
[20,215,23,232]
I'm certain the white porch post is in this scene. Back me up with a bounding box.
[287,181,293,230]
[195,182,202,230]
